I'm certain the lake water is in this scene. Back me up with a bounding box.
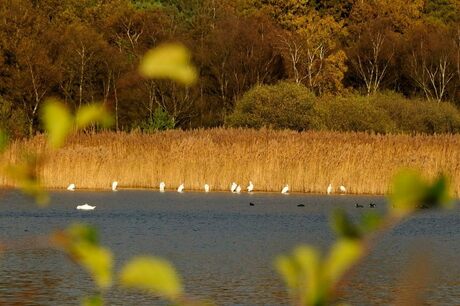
[0,190,459,305]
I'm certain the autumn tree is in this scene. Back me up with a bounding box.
[250,0,347,95]
[423,0,460,24]
[345,0,425,94]
[349,0,424,34]
[404,23,457,102]
[307,0,354,20]
[278,13,347,94]
[0,0,60,135]
[348,26,396,95]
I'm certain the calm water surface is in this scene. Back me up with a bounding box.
[0,190,459,305]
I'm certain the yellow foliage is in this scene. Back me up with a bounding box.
[41,99,73,149]
[276,246,320,305]
[390,169,452,216]
[119,256,183,300]
[351,0,424,32]
[139,43,197,86]
[6,155,48,205]
[75,104,113,129]
[73,243,113,289]
[323,240,363,287]
[53,224,113,290]
[276,240,363,306]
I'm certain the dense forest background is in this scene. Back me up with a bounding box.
[1,0,460,136]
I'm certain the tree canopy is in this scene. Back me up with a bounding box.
[0,0,459,136]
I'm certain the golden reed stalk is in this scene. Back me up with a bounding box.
[1,128,459,196]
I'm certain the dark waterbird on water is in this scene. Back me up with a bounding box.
[369,203,376,208]
[249,202,255,206]
[297,204,305,207]
[355,203,364,208]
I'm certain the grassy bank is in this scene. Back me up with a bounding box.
[1,129,459,196]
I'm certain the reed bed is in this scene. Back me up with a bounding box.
[1,129,459,196]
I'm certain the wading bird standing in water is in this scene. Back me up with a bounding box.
[236,185,242,193]
[339,185,347,193]
[177,183,184,193]
[247,181,254,192]
[111,181,118,191]
[159,182,166,192]
[204,183,210,192]
[67,183,76,191]
[231,182,237,193]
[281,184,289,194]
[327,183,333,195]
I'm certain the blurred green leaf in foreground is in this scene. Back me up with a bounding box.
[82,295,103,306]
[75,104,113,129]
[41,99,73,149]
[276,240,363,306]
[42,99,113,149]
[53,224,113,290]
[390,169,452,216]
[119,256,183,300]
[276,168,454,306]
[6,154,49,205]
[139,43,197,86]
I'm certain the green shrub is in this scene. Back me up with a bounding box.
[226,82,319,131]
[372,92,460,134]
[314,95,396,133]
[228,85,460,134]
[137,107,175,132]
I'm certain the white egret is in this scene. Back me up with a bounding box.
[111,181,118,191]
[177,183,185,193]
[204,184,210,192]
[281,184,289,194]
[236,185,242,193]
[230,182,237,193]
[76,203,95,210]
[159,182,166,192]
[247,181,254,192]
[327,183,333,195]
[67,183,76,191]
[339,185,347,193]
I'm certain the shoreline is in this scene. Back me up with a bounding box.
[0,186,388,197]
[1,129,459,197]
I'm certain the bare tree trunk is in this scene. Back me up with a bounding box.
[306,43,325,92]
[26,60,46,136]
[410,41,454,102]
[113,78,119,132]
[280,36,303,84]
[355,33,392,95]
[77,44,85,109]
[456,27,460,84]
[425,57,454,102]
[103,69,111,106]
